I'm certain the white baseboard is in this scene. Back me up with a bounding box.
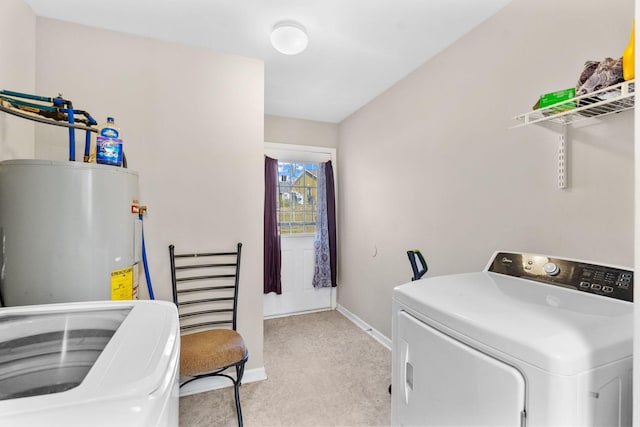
[336,304,392,351]
[179,366,267,397]
[264,307,332,320]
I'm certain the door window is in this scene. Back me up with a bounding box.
[277,161,318,235]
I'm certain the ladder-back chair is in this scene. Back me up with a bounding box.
[169,242,247,426]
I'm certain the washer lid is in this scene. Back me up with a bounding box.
[393,271,633,375]
[0,300,180,424]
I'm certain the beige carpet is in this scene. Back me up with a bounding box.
[179,310,392,426]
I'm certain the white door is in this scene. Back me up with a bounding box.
[264,235,333,316]
[263,143,337,318]
[392,311,526,427]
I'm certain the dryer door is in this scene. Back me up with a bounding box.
[393,311,526,427]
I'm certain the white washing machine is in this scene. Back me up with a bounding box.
[392,251,633,427]
[0,300,180,427]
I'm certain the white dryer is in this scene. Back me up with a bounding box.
[0,300,180,427]
[392,252,633,427]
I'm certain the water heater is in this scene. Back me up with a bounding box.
[0,159,142,306]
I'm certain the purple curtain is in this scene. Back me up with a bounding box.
[264,156,282,294]
[325,161,337,287]
[312,163,331,288]
[312,161,338,288]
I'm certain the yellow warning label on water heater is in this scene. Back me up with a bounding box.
[111,266,134,300]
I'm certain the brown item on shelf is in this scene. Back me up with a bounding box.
[575,57,624,96]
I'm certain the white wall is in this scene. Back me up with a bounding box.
[31,18,265,370]
[0,0,36,159]
[338,0,635,339]
[265,114,339,148]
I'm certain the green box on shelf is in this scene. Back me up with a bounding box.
[538,88,576,112]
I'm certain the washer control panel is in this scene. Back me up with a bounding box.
[488,252,633,302]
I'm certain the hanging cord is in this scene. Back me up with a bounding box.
[139,213,155,300]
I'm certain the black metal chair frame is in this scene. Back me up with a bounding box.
[407,249,428,281]
[169,242,247,426]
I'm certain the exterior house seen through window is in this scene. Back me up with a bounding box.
[278,161,318,235]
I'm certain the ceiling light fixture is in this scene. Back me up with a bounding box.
[270,22,308,55]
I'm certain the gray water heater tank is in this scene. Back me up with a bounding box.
[0,159,142,306]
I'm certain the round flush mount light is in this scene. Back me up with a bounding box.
[270,22,308,55]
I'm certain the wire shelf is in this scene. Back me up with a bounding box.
[513,80,635,127]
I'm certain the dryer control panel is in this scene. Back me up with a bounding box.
[488,252,633,302]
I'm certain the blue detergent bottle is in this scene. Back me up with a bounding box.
[96,117,123,166]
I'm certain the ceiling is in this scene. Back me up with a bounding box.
[22,0,511,123]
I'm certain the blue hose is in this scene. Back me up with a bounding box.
[67,108,75,161]
[140,214,155,300]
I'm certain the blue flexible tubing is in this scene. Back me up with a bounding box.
[140,214,155,300]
